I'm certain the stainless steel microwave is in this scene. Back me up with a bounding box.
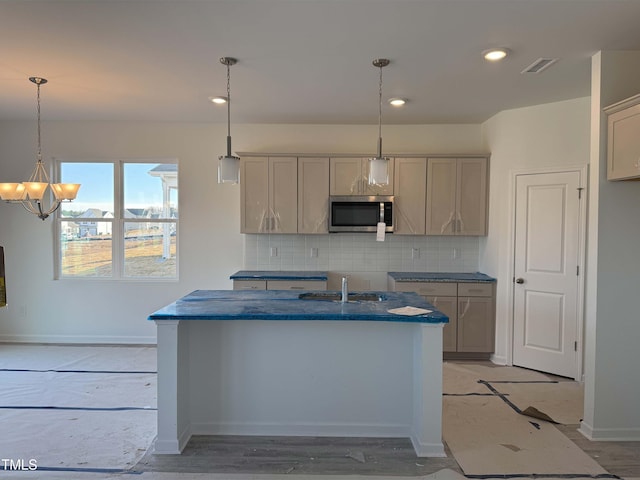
[329,196,394,233]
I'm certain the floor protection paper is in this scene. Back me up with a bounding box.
[0,344,157,372]
[495,380,584,425]
[443,395,605,476]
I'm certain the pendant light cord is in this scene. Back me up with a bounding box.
[226,61,232,156]
[226,62,231,139]
[36,81,42,162]
[377,63,383,157]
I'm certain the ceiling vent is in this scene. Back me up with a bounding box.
[521,58,559,74]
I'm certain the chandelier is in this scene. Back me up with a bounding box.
[368,58,391,186]
[218,57,241,184]
[0,77,80,220]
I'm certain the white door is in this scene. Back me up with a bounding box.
[512,170,583,378]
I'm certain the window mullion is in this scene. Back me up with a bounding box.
[113,160,123,279]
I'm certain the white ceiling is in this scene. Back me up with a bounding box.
[2,0,640,125]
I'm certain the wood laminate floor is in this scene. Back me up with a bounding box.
[1,345,639,479]
[137,435,461,476]
[558,424,640,479]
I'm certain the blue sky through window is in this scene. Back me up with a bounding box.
[61,162,177,213]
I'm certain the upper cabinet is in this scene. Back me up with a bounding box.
[393,157,427,235]
[330,157,394,195]
[426,157,488,236]
[239,153,488,236]
[605,93,640,181]
[298,157,329,234]
[241,157,298,233]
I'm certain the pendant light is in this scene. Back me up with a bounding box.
[368,58,391,186]
[218,57,241,184]
[0,77,80,220]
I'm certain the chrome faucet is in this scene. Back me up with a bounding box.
[341,276,348,303]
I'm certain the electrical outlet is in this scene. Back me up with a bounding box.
[412,248,420,259]
[270,247,278,257]
[310,247,318,258]
[453,248,458,259]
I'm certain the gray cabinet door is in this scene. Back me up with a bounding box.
[427,295,457,352]
[241,156,298,234]
[606,95,640,180]
[269,157,298,233]
[240,157,270,233]
[298,158,329,234]
[394,157,427,234]
[426,158,457,235]
[456,158,487,235]
[426,157,488,236]
[456,296,495,352]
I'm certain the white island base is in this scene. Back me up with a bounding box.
[153,319,445,457]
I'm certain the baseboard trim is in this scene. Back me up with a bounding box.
[0,334,157,345]
[410,434,446,458]
[152,423,192,454]
[190,421,409,438]
[490,353,508,365]
[579,421,640,441]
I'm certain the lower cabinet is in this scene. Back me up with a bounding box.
[455,282,495,354]
[389,280,495,357]
[426,295,457,352]
[233,279,327,291]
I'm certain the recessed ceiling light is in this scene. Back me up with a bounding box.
[388,98,407,107]
[482,48,510,62]
[209,96,227,104]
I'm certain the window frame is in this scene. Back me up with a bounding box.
[54,157,179,282]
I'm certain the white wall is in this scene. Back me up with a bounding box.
[581,51,640,440]
[480,97,591,364]
[0,121,483,343]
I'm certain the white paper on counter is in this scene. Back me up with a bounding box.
[376,222,386,242]
[387,306,433,316]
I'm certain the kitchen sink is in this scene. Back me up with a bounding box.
[298,292,384,302]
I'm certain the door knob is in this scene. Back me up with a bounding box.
[515,278,525,284]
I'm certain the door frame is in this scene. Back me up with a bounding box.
[506,165,588,381]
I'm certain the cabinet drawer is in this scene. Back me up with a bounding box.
[393,281,457,296]
[458,283,493,297]
[233,280,267,290]
[267,280,327,291]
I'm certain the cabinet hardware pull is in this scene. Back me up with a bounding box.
[459,298,471,319]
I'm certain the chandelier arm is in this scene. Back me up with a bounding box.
[41,200,62,219]
[19,199,61,220]
[19,200,41,217]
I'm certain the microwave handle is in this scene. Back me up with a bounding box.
[379,202,385,224]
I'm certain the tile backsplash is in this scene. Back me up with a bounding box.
[244,234,479,274]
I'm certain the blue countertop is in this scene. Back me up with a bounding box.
[388,272,496,283]
[230,270,329,281]
[148,290,448,324]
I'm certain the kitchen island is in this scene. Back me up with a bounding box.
[148,289,448,457]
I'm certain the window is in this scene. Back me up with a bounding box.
[56,160,178,280]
